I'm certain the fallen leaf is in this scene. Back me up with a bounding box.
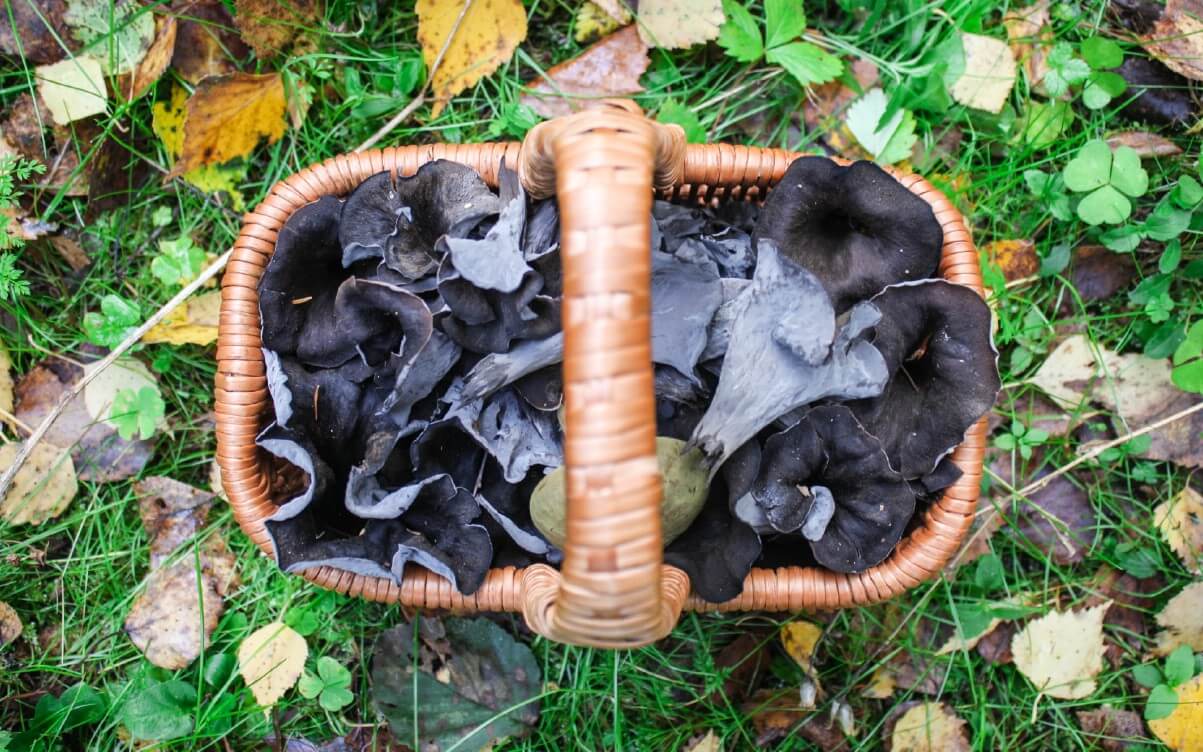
[1153,582,1203,656]
[35,56,108,125]
[0,441,78,525]
[209,458,225,499]
[974,621,1017,665]
[1011,602,1109,699]
[780,621,824,682]
[49,235,90,272]
[114,14,177,102]
[142,290,221,346]
[232,0,316,59]
[63,0,154,75]
[0,0,74,64]
[742,688,847,749]
[14,358,153,481]
[0,600,22,646]
[1148,672,1203,752]
[802,59,879,156]
[683,730,723,752]
[1069,245,1136,302]
[1143,0,1203,82]
[710,630,770,704]
[238,622,308,707]
[167,72,286,177]
[0,342,13,420]
[82,357,165,437]
[887,702,969,752]
[938,595,1032,655]
[1030,334,1100,409]
[372,617,541,750]
[948,33,1017,113]
[636,0,724,49]
[845,87,916,164]
[124,476,238,669]
[862,666,896,698]
[152,83,247,209]
[1004,0,1051,87]
[1106,131,1183,158]
[85,124,156,217]
[416,0,527,117]
[171,0,250,84]
[1076,707,1148,752]
[1117,57,1197,129]
[574,1,625,43]
[1156,486,1203,574]
[1015,471,1095,565]
[520,26,649,118]
[984,238,1038,282]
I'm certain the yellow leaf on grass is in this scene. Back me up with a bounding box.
[1153,582,1203,657]
[780,621,823,676]
[862,665,896,699]
[0,600,21,646]
[238,622,308,707]
[683,730,722,752]
[416,0,527,117]
[152,84,248,209]
[637,0,725,50]
[0,341,13,419]
[0,441,78,526]
[35,56,108,125]
[890,702,970,752]
[1011,602,1109,699]
[1156,487,1203,574]
[1149,673,1203,752]
[142,291,222,346]
[948,33,1016,114]
[167,72,287,177]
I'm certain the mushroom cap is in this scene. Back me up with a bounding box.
[295,276,434,369]
[339,161,502,278]
[849,279,1000,478]
[651,251,723,382]
[439,263,561,354]
[664,486,761,603]
[754,157,943,312]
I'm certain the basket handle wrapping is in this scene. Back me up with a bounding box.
[515,102,692,647]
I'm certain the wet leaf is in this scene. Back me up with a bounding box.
[232,0,316,59]
[887,702,969,752]
[948,32,1016,113]
[1155,486,1203,574]
[141,290,221,346]
[372,617,541,751]
[35,56,108,125]
[984,238,1039,282]
[1011,603,1109,699]
[0,0,73,64]
[114,14,176,101]
[1015,472,1095,565]
[780,621,823,690]
[416,0,527,117]
[1106,131,1183,158]
[1149,672,1203,751]
[1075,707,1147,752]
[520,26,649,118]
[1143,0,1203,82]
[238,622,308,707]
[0,600,22,646]
[167,72,287,177]
[0,441,78,526]
[171,0,250,84]
[63,0,154,75]
[710,631,770,704]
[1153,582,1203,656]
[1069,245,1136,302]
[637,0,725,50]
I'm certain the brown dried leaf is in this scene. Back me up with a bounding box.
[114,14,177,102]
[1076,707,1147,752]
[171,0,249,84]
[984,238,1039,282]
[886,702,970,752]
[1155,486,1203,574]
[0,600,23,646]
[168,72,287,177]
[86,118,154,217]
[520,26,649,119]
[0,441,77,525]
[1105,131,1184,158]
[232,0,316,60]
[1015,472,1095,565]
[0,0,74,64]
[741,689,847,749]
[1004,0,1052,88]
[49,235,90,272]
[14,359,153,482]
[974,621,1016,665]
[709,630,770,704]
[1069,245,1136,302]
[1153,581,1203,656]
[1143,0,1203,82]
[636,0,724,49]
[2,93,48,161]
[416,0,528,117]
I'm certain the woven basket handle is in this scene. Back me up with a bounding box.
[515,101,691,647]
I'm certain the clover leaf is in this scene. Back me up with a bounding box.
[1062,140,1148,225]
[1081,37,1124,69]
[1171,175,1203,209]
[717,0,842,87]
[150,236,206,287]
[1043,42,1091,97]
[110,386,165,441]
[1143,646,1198,721]
[1172,320,1203,393]
[298,656,354,712]
[83,293,141,348]
[1081,71,1126,110]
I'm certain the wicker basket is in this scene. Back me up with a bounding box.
[215,102,986,648]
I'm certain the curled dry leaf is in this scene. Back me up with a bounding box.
[887,702,970,752]
[1011,602,1109,699]
[114,14,177,102]
[167,72,287,177]
[0,441,78,525]
[0,600,22,646]
[124,476,239,670]
[1105,131,1183,158]
[1004,0,1051,87]
[1153,581,1203,656]
[1148,672,1203,752]
[521,25,649,118]
[1143,0,1203,82]
[416,0,528,117]
[35,56,107,125]
[141,290,222,346]
[1155,486,1203,574]
[636,0,725,49]
[238,622,308,707]
[232,0,316,59]
[171,0,250,84]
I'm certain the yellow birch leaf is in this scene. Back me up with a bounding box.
[168,72,287,177]
[890,702,970,752]
[949,32,1017,114]
[1011,602,1109,699]
[1149,673,1203,752]
[0,442,78,526]
[636,0,725,50]
[1153,582,1203,657]
[36,56,108,125]
[780,621,823,678]
[0,341,13,419]
[142,291,222,346]
[1155,487,1203,575]
[152,84,248,209]
[416,0,528,117]
[862,666,896,699]
[237,622,308,707]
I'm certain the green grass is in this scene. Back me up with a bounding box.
[2,0,1202,749]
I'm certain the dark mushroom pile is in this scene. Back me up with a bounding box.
[256,156,1000,603]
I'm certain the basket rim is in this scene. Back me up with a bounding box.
[214,140,987,613]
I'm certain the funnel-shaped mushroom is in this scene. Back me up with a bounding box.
[664,488,761,603]
[849,280,1000,479]
[689,243,889,468]
[339,161,502,278]
[755,157,943,312]
[651,251,723,382]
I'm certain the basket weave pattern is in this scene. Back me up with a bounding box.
[216,108,985,647]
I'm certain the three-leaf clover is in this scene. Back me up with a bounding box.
[83,294,141,348]
[150,236,205,287]
[110,386,166,441]
[1079,37,1127,110]
[717,0,843,87]
[1062,140,1148,225]
[1172,320,1203,393]
[993,420,1049,460]
[298,656,354,712]
[1135,645,1198,721]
